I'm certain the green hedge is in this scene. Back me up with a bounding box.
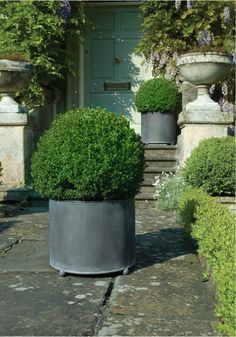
[31,107,145,201]
[179,187,235,336]
[183,137,235,196]
[135,78,181,113]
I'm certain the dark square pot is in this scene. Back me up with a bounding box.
[141,111,176,144]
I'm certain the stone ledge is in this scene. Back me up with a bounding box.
[0,185,39,202]
[178,110,234,126]
[0,112,28,126]
[214,196,236,213]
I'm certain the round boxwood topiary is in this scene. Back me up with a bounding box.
[31,107,145,201]
[135,78,181,113]
[183,137,235,196]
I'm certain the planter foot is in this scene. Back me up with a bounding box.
[58,270,67,277]
[123,268,129,275]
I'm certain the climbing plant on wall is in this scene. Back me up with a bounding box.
[138,0,235,110]
[0,1,86,108]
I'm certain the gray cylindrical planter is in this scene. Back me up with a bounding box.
[141,112,176,144]
[49,199,135,275]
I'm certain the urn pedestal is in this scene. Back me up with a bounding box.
[176,53,234,164]
[0,59,34,189]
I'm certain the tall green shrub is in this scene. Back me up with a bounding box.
[179,187,235,336]
[31,108,145,201]
[183,137,235,196]
[0,1,86,107]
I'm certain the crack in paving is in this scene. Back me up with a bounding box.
[0,237,19,253]
[93,276,116,335]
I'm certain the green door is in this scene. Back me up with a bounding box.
[85,6,145,133]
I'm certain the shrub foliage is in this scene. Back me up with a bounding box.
[179,187,235,336]
[0,1,86,107]
[135,78,181,114]
[137,1,235,74]
[31,108,145,201]
[183,137,235,196]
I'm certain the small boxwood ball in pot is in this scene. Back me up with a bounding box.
[31,108,145,201]
[135,78,181,114]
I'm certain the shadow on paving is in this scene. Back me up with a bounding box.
[0,220,20,233]
[0,206,48,232]
[134,227,197,271]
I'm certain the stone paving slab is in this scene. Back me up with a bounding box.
[0,272,110,336]
[96,209,217,336]
[0,206,217,336]
[98,315,215,336]
[0,240,51,272]
[97,265,216,336]
[108,265,216,321]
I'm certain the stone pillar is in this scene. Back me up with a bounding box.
[177,81,234,165]
[0,108,34,187]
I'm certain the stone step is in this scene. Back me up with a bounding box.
[145,144,178,158]
[145,144,178,150]
[141,144,178,201]
[144,166,176,173]
[135,199,155,208]
[145,160,177,170]
[139,185,156,195]
[142,171,175,185]
[135,191,155,201]
[145,153,177,161]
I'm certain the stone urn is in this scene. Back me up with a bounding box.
[0,59,33,113]
[176,52,234,120]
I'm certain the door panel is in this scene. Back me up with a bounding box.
[90,93,115,111]
[120,11,142,37]
[91,39,114,79]
[91,12,115,37]
[85,6,150,133]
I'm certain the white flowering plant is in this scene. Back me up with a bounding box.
[153,168,187,211]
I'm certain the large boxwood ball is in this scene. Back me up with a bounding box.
[135,78,181,113]
[31,108,145,201]
[183,137,235,196]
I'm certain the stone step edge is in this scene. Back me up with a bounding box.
[144,156,178,162]
[144,167,177,173]
[145,144,178,150]
[135,192,156,201]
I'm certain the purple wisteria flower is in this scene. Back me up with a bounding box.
[59,0,71,23]
[158,53,169,69]
[209,84,215,96]
[175,0,181,11]
[224,6,230,24]
[187,1,196,9]
[219,98,235,113]
[198,30,211,47]
[148,51,160,65]
[166,64,177,80]
[221,82,228,97]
